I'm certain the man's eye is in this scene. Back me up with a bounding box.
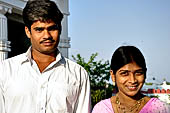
[34,28,44,32]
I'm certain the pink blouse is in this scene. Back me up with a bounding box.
[92,98,170,113]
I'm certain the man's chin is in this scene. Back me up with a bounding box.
[40,48,56,54]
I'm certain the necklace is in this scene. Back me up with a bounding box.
[115,95,145,113]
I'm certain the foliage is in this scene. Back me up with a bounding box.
[72,53,114,107]
[145,82,153,85]
[166,82,170,85]
[149,95,159,98]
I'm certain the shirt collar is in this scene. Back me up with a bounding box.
[21,46,65,66]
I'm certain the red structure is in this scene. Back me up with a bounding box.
[141,89,170,94]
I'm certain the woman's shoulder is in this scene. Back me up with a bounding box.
[149,97,169,106]
[141,97,170,113]
[97,98,111,105]
[92,98,114,113]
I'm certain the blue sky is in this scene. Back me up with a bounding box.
[68,0,170,82]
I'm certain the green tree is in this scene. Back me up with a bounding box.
[72,53,114,107]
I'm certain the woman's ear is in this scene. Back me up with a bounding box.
[25,26,31,39]
[110,70,115,82]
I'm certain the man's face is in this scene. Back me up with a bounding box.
[25,20,60,55]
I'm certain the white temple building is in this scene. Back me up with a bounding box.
[142,80,170,103]
[0,0,70,60]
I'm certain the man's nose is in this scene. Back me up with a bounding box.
[44,29,51,37]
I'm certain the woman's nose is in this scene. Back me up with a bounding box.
[129,74,137,83]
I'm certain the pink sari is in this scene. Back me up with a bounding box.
[92,98,170,113]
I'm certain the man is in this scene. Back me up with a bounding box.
[0,0,91,113]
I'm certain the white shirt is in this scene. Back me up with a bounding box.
[0,48,91,113]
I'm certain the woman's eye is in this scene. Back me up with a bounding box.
[135,71,144,76]
[120,71,129,76]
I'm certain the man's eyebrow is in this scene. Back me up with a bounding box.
[47,25,58,29]
[33,27,45,30]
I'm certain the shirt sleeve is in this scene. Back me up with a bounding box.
[74,68,91,113]
[0,62,5,113]
[0,85,5,113]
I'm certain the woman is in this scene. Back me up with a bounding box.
[92,46,170,113]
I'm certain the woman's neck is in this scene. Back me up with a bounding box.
[116,92,143,106]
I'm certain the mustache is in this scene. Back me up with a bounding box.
[40,37,55,44]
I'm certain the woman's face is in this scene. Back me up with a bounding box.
[111,62,145,97]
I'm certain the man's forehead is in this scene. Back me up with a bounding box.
[31,20,56,28]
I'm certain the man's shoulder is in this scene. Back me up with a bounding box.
[63,57,88,75]
[0,53,26,65]
[64,57,85,69]
[0,53,26,80]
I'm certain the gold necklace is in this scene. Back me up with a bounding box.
[115,96,145,113]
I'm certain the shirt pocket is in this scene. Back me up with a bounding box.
[47,82,79,112]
